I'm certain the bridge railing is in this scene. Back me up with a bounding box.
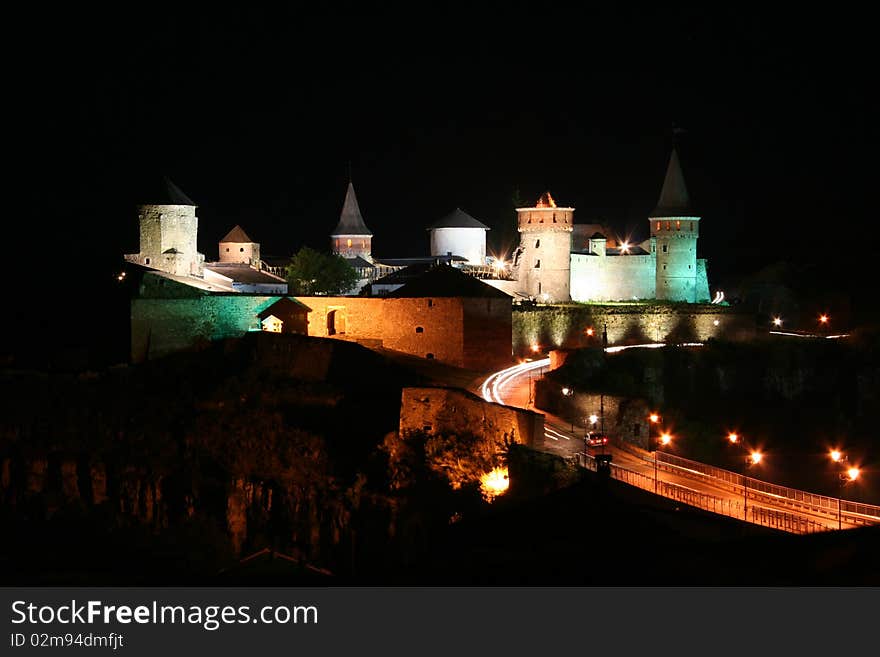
[575,452,830,534]
[653,451,880,528]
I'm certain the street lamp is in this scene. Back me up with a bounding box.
[829,449,861,530]
[743,450,763,520]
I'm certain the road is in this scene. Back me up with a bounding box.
[479,357,878,533]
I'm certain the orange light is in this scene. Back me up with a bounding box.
[530,343,540,353]
[660,433,672,446]
[819,314,829,323]
[588,414,599,425]
[773,317,783,327]
[750,451,763,465]
[586,327,594,336]
[536,191,557,208]
[480,467,509,501]
[728,433,739,444]
[830,449,843,463]
[846,467,860,482]
[649,413,660,424]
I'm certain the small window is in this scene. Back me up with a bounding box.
[552,213,557,223]
[689,222,694,231]
[426,353,435,359]
[347,239,352,248]
[662,244,668,253]
[428,299,433,307]
[676,220,681,231]
[656,221,661,231]
[415,326,424,333]
[688,264,691,269]
[535,239,540,248]
[145,258,150,265]
[534,259,541,268]
[240,247,245,252]
[663,264,667,270]
[225,248,230,252]
[423,424,432,432]
[665,221,671,231]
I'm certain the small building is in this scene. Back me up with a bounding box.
[257,297,310,335]
[219,225,261,268]
[203,263,288,294]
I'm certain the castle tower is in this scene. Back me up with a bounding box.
[427,208,490,265]
[650,149,700,302]
[515,191,573,302]
[331,182,372,261]
[219,225,261,267]
[124,177,205,277]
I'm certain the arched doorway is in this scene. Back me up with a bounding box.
[327,308,347,336]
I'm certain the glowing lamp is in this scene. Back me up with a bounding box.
[846,467,860,482]
[589,414,599,425]
[773,317,783,327]
[620,242,630,253]
[649,413,660,424]
[830,450,843,463]
[586,327,594,336]
[749,451,763,465]
[561,387,570,396]
[728,433,739,444]
[819,315,829,324]
[660,433,672,446]
[530,343,540,353]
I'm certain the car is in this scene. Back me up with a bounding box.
[585,432,609,447]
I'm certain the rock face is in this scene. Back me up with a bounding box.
[0,333,509,581]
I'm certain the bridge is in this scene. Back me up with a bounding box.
[480,356,880,533]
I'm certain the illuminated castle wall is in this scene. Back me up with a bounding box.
[509,149,711,304]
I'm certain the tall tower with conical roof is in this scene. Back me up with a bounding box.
[125,177,205,277]
[650,149,700,301]
[331,182,373,261]
[514,191,573,302]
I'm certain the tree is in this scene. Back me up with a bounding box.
[285,247,359,295]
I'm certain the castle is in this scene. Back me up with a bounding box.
[123,148,710,304]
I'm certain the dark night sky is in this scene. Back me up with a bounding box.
[6,5,875,337]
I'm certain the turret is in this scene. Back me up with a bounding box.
[515,191,573,302]
[427,208,490,265]
[331,182,372,261]
[650,149,700,302]
[124,177,205,277]
[219,225,261,267]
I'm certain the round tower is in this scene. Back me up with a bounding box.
[650,149,700,302]
[219,225,261,267]
[515,191,573,302]
[427,208,490,265]
[331,182,372,261]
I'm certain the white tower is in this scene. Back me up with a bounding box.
[125,178,205,277]
[651,149,700,302]
[514,192,573,302]
[427,208,490,265]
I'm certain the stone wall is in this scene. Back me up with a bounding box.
[399,386,544,448]
[570,253,657,302]
[132,285,512,370]
[513,303,756,356]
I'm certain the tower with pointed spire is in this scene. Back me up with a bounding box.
[331,182,373,261]
[125,177,205,277]
[514,191,574,302]
[650,149,702,302]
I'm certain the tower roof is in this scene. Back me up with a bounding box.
[427,208,490,230]
[536,191,557,208]
[331,182,372,236]
[142,176,197,206]
[651,149,694,217]
[220,225,254,243]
